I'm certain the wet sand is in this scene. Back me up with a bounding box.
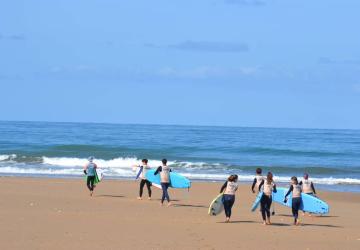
[1,177,360,250]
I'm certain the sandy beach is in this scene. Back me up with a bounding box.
[1,177,360,250]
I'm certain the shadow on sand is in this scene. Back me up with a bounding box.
[96,194,125,198]
[217,220,261,224]
[276,213,339,219]
[217,220,291,226]
[173,204,208,208]
[301,223,342,228]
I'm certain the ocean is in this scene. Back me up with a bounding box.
[1,121,360,192]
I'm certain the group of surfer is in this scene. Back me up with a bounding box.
[83,157,317,225]
[84,157,173,206]
[217,169,317,225]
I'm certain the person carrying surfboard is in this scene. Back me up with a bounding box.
[299,173,316,196]
[154,159,172,206]
[284,176,302,226]
[83,156,98,196]
[299,173,316,216]
[220,175,239,223]
[251,168,264,193]
[258,172,277,225]
[135,159,152,200]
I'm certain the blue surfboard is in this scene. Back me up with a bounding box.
[145,169,191,189]
[272,187,329,214]
[251,191,263,212]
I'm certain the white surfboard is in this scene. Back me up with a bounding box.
[96,169,104,181]
[208,193,224,216]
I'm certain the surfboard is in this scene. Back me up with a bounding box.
[145,168,191,189]
[134,166,162,189]
[251,191,263,212]
[208,193,224,216]
[272,187,329,214]
[94,169,104,184]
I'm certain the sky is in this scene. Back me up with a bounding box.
[0,0,360,129]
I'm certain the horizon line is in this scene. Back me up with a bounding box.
[0,119,359,132]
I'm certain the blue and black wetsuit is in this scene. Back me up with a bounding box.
[154,165,172,204]
[258,180,277,221]
[84,162,97,191]
[285,184,302,223]
[220,181,238,218]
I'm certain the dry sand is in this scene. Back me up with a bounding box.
[1,177,360,250]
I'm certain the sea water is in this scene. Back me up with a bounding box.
[1,121,359,192]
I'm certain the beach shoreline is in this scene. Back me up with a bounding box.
[1,174,359,193]
[1,177,360,249]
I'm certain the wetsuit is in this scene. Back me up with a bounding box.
[299,180,316,195]
[138,165,152,198]
[258,180,277,221]
[220,181,238,218]
[84,162,97,191]
[251,174,264,193]
[285,184,302,223]
[154,165,172,203]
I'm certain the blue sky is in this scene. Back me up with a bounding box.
[1,0,359,129]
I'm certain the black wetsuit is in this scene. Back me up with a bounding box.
[299,180,316,195]
[87,176,95,191]
[139,179,152,198]
[138,166,152,198]
[258,180,277,221]
[154,166,172,203]
[251,178,257,193]
[220,181,236,218]
[285,185,302,222]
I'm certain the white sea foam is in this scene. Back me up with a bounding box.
[0,156,360,185]
[0,154,16,161]
[42,157,173,168]
[182,173,360,185]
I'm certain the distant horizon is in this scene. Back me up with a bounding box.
[1,119,359,131]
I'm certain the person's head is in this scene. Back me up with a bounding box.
[291,176,298,185]
[266,172,273,182]
[228,174,238,182]
[88,156,94,163]
[142,159,148,165]
[304,173,309,180]
[162,158,167,166]
[256,168,262,175]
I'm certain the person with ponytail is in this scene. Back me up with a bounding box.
[220,175,239,223]
[258,172,277,225]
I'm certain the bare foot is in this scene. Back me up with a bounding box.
[148,197,151,200]
[263,221,267,225]
[137,197,142,200]
[160,202,164,206]
[225,218,230,223]
[167,202,172,207]
[90,191,93,196]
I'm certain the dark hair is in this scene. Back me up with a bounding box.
[291,176,298,184]
[256,168,262,174]
[228,174,238,182]
[304,173,309,179]
[142,159,148,164]
[267,172,273,183]
[162,159,167,165]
